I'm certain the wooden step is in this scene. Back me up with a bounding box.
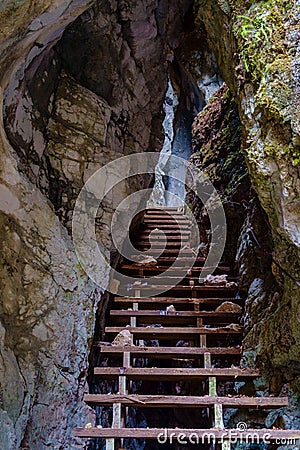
[133,248,194,254]
[123,286,239,296]
[110,310,241,325]
[121,277,235,286]
[142,221,190,227]
[138,229,190,235]
[84,394,288,408]
[105,326,243,338]
[115,297,242,306]
[94,367,259,380]
[135,235,190,241]
[143,217,190,222]
[155,256,205,262]
[110,310,240,318]
[134,242,188,248]
[94,345,242,357]
[74,427,300,440]
[141,224,190,229]
[120,265,231,274]
[145,209,186,213]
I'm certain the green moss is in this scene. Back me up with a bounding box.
[232,0,293,82]
[256,56,294,119]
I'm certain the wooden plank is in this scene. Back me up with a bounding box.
[141,224,190,229]
[124,286,238,294]
[143,214,189,219]
[95,345,242,357]
[120,265,231,273]
[105,326,243,336]
[110,310,241,318]
[118,277,234,284]
[137,229,190,235]
[134,241,188,247]
[143,218,190,222]
[134,235,189,241]
[115,297,241,305]
[155,256,205,261]
[132,249,194,255]
[74,427,300,440]
[84,394,289,408]
[94,367,259,380]
[138,228,191,237]
[109,310,240,326]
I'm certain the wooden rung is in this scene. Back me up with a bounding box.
[142,221,190,225]
[117,278,234,285]
[145,207,184,211]
[120,265,231,273]
[133,249,194,254]
[134,241,188,247]
[143,214,189,219]
[143,218,190,222]
[94,367,259,380]
[115,297,241,305]
[84,394,289,408]
[137,229,190,235]
[94,345,242,357]
[109,310,240,326]
[139,228,189,233]
[122,286,239,294]
[141,224,190,229]
[110,310,240,318]
[134,236,189,242]
[74,427,300,440]
[104,326,242,336]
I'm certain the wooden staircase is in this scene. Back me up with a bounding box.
[74,207,300,448]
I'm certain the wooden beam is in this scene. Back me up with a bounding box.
[143,215,189,220]
[84,394,289,408]
[120,265,231,273]
[115,297,241,305]
[110,311,241,326]
[105,327,243,337]
[133,248,194,254]
[128,285,238,292]
[141,224,190,229]
[134,242,189,248]
[110,310,240,317]
[74,427,300,440]
[94,367,259,380]
[136,229,190,235]
[95,345,242,357]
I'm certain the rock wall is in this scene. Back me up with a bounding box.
[193,0,300,438]
[195,0,300,382]
[0,1,194,449]
[189,81,300,444]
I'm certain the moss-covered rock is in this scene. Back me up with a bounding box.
[195,0,300,416]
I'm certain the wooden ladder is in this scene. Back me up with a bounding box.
[74,207,300,448]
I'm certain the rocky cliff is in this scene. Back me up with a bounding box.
[195,0,300,394]
[0,1,194,448]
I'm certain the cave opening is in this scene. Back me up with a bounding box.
[1,1,297,450]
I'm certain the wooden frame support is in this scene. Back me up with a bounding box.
[106,352,130,449]
[205,352,230,450]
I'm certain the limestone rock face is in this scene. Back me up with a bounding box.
[0,1,196,448]
[194,0,300,432]
[196,0,300,282]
